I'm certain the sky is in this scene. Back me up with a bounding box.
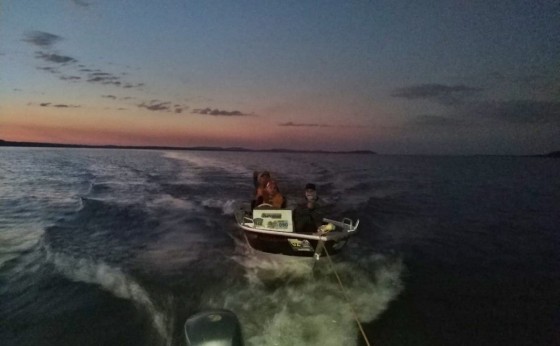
[1,0,559,154]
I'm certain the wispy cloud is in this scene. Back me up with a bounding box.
[173,104,184,113]
[23,31,62,48]
[138,100,172,112]
[86,71,120,85]
[469,100,560,125]
[394,81,560,129]
[71,0,90,8]
[25,33,145,91]
[278,122,330,127]
[409,115,465,127]
[35,52,77,64]
[60,75,81,81]
[192,108,251,116]
[123,82,144,89]
[37,66,59,73]
[392,83,482,105]
[38,102,81,108]
[278,121,368,128]
[53,104,80,108]
[137,100,186,113]
[406,99,560,130]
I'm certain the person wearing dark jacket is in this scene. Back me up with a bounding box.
[294,183,324,232]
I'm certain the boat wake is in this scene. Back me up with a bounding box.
[207,239,403,346]
[46,251,173,346]
[0,226,45,269]
[201,198,238,215]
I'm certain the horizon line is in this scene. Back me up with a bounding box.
[1,139,558,157]
[0,139,377,155]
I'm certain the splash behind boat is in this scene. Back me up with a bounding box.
[234,205,359,259]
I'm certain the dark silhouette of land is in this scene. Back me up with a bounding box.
[0,139,376,155]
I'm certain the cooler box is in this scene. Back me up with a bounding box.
[252,209,294,232]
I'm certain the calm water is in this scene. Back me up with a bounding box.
[1,148,558,346]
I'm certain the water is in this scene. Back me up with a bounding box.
[1,148,558,346]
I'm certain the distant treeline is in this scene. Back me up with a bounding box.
[0,139,376,155]
[541,151,560,157]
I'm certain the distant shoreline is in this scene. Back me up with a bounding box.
[2,139,558,157]
[0,139,376,155]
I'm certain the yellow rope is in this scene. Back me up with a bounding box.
[323,246,372,346]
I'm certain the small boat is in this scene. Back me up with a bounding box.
[234,205,359,259]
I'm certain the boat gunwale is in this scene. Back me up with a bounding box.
[234,205,358,242]
[237,223,352,241]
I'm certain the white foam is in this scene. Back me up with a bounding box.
[133,225,207,271]
[231,252,314,285]
[217,251,403,346]
[201,198,238,215]
[162,151,248,175]
[48,252,172,345]
[0,227,45,268]
[148,194,198,211]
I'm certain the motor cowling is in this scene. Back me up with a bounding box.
[184,309,243,346]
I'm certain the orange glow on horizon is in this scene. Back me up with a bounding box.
[1,104,377,150]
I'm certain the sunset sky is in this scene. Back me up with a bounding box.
[1,0,558,154]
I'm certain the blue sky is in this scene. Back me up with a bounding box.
[1,0,559,154]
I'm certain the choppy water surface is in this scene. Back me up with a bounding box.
[1,148,558,345]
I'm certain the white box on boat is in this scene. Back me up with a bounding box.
[252,209,294,232]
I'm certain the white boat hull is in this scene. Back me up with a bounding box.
[235,207,359,258]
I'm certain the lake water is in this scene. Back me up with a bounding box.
[1,148,558,345]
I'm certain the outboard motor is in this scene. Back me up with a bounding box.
[184,309,244,346]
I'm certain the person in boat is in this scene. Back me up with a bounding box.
[252,171,271,209]
[260,180,286,208]
[294,183,325,232]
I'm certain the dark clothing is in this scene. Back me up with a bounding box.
[294,202,324,233]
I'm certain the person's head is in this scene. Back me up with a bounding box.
[258,171,271,186]
[305,183,317,202]
[266,180,279,195]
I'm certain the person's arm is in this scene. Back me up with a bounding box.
[271,194,284,208]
